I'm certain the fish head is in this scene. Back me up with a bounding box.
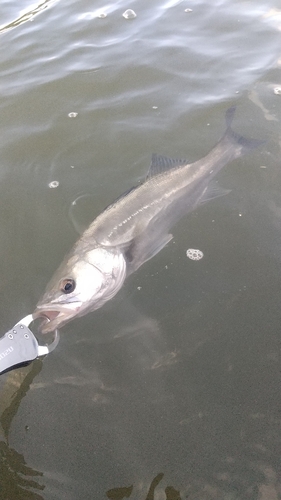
[34,246,127,333]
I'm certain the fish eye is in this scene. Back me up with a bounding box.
[60,278,76,294]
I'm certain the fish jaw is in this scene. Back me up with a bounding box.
[33,302,83,333]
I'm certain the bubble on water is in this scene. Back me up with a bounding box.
[273,87,281,95]
[68,112,78,117]
[122,9,137,19]
[184,8,193,12]
[98,12,107,18]
[186,248,204,261]
[48,181,59,189]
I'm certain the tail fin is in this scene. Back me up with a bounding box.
[224,106,265,154]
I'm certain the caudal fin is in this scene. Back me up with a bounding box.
[224,106,265,154]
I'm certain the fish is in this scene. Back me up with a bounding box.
[34,107,263,333]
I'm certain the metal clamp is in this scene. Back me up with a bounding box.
[0,315,59,375]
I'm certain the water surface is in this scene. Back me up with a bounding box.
[0,1,281,499]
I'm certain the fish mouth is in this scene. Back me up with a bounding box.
[33,306,78,333]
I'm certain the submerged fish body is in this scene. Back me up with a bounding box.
[35,107,263,332]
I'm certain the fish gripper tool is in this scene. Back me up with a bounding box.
[0,315,59,375]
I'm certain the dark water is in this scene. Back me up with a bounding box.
[0,1,281,499]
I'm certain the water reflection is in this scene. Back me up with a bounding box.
[0,0,58,35]
[0,361,45,499]
[106,473,182,500]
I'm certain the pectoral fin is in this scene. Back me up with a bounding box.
[125,232,173,275]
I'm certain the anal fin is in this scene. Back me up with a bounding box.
[199,182,231,205]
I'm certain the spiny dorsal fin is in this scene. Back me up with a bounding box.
[146,154,187,179]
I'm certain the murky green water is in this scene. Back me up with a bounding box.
[0,1,281,499]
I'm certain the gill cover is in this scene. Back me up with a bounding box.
[35,247,127,332]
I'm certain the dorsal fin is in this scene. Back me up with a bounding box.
[146,154,187,179]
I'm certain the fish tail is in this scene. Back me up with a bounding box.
[224,106,265,155]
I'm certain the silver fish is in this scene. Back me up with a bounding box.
[35,107,263,332]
